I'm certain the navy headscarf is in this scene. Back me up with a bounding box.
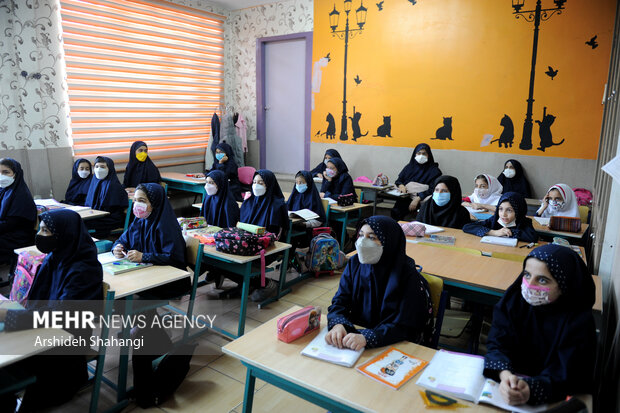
[211,142,242,202]
[85,156,129,212]
[497,159,532,198]
[484,244,596,405]
[0,158,37,223]
[116,183,185,270]
[463,192,538,243]
[320,157,357,201]
[327,216,434,348]
[395,143,442,187]
[417,175,471,229]
[310,148,342,177]
[287,170,326,223]
[64,158,93,205]
[240,169,288,231]
[201,170,240,228]
[29,209,103,302]
[211,142,238,170]
[123,141,161,188]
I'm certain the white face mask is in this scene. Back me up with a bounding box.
[0,175,15,188]
[498,218,516,228]
[415,155,428,164]
[474,187,488,199]
[205,183,217,196]
[503,168,516,179]
[324,158,330,166]
[94,167,108,180]
[355,236,383,264]
[548,200,565,210]
[252,183,266,197]
[77,170,90,179]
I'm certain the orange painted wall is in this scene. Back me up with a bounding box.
[311,0,616,159]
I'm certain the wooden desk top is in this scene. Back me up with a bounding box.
[353,182,391,191]
[223,306,500,413]
[0,328,73,368]
[35,201,109,221]
[201,241,292,264]
[530,218,589,239]
[329,202,372,213]
[161,172,206,185]
[103,264,191,299]
[526,198,541,206]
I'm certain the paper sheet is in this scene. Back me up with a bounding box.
[533,217,550,226]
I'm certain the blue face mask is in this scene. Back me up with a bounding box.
[432,192,451,207]
[296,183,308,193]
[215,153,226,161]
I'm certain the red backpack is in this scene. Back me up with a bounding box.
[573,188,593,206]
[10,251,47,305]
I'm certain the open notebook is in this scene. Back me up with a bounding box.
[301,327,364,367]
[416,350,547,412]
[288,209,320,221]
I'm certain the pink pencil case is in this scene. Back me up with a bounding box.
[277,306,321,343]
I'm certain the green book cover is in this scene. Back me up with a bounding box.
[102,259,152,275]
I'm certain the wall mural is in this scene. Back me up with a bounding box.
[311,0,615,159]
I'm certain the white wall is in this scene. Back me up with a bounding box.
[311,142,597,199]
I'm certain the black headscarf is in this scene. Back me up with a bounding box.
[211,142,242,202]
[0,158,37,223]
[201,170,240,228]
[85,156,129,212]
[64,158,93,205]
[497,159,532,198]
[240,169,288,230]
[483,244,596,405]
[123,141,161,188]
[310,148,342,177]
[287,170,326,223]
[417,175,471,229]
[320,157,356,201]
[394,143,442,186]
[327,216,434,348]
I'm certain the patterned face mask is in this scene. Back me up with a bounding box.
[521,277,554,306]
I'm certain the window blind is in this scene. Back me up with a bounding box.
[60,0,224,170]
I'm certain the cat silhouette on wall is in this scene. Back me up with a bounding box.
[374,116,392,137]
[432,117,453,140]
[489,114,514,148]
[536,107,564,152]
[349,106,368,141]
[324,113,336,140]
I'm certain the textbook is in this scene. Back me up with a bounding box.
[300,327,364,367]
[102,259,152,275]
[416,350,547,413]
[533,217,550,226]
[323,197,338,205]
[356,347,428,390]
[480,236,518,247]
[288,209,320,221]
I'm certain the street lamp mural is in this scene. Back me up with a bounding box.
[311,0,615,160]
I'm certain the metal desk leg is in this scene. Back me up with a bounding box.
[340,212,349,249]
[237,262,253,337]
[117,297,133,402]
[242,367,257,413]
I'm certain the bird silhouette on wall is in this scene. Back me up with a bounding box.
[586,35,598,49]
[354,75,362,85]
[315,130,321,137]
[545,66,558,80]
[376,1,384,11]
[324,52,331,62]
[407,0,417,5]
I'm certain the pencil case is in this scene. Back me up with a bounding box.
[178,217,207,229]
[549,216,581,233]
[236,222,265,235]
[400,222,426,237]
[277,306,321,343]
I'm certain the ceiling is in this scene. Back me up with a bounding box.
[208,0,278,10]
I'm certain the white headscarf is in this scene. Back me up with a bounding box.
[540,183,580,218]
[469,174,503,206]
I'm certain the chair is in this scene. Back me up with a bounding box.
[109,199,133,236]
[238,166,256,192]
[178,235,205,341]
[420,272,449,349]
[579,205,590,224]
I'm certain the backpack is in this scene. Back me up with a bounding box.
[305,233,344,274]
[573,188,593,206]
[133,342,198,408]
[214,228,276,256]
[9,251,47,305]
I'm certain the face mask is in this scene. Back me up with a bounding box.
[521,277,553,306]
[136,152,148,162]
[252,184,266,197]
[0,175,15,188]
[432,192,451,207]
[415,155,428,164]
[355,236,384,265]
[548,200,565,210]
[205,183,217,196]
[503,168,516,179]
[94,168,108,180]
[77,170,90,179]
[133,201,151,219]
[296,183,308,193]
[324,168,337,178]
[324,158,330,165]
[498,218,516,228]
[35,234,57,254]
[216,153,226,161]
[474,188,488,199]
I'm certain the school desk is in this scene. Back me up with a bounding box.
[530,217,589,240]
[327,203,372,248]
[0,324,73,368]
[35,200,110,221]
[352,181,391,215]
[194,240,292,338]
[160,172,206,195]
[223,306,501,413]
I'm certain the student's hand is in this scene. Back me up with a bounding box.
[499,371,530,405]
[113,244,126,259]
[320,192,325,198]
[125,187,135,193]
[127,250,143,263]
[325,324,347,349]
[462,201,472,208]
[317,173,323,179]
[342,333,366,351]
[324,175,332,182]
[408,197,420,212]
[0,308,8,322]
[195,173,205,178]
[398,184,407,194]
[219,155,228,164]
[489,228,512,237]
[471,202,484,210]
